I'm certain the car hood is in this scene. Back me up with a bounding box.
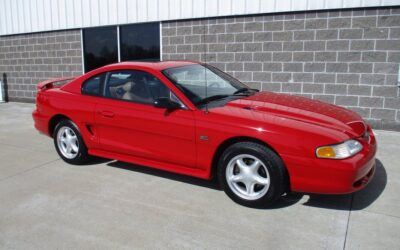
[224,91,367,137]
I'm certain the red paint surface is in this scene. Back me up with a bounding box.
[32,61,377,194]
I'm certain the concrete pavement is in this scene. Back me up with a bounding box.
[0,102,399,249]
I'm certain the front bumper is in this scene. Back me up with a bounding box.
[283,128,377,194]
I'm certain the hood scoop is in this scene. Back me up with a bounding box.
[346,121,367,136]
[242,106,253,110]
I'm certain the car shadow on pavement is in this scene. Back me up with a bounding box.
[106,159,386,211]
[300,159,387,211]
[107,161,221,190]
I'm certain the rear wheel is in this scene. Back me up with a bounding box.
[53,119,90,165]
[218,142,287,208]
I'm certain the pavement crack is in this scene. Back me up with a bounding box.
[343,193,354,250]
[0,158,60,182]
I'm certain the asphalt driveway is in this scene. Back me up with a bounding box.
[0,102,399,249]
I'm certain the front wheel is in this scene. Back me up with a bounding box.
[217,142,288,208]
[53,119,90,165]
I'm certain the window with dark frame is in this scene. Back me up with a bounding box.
[83,27,118,73]
[82,22,160,73]
[120,23,160,62]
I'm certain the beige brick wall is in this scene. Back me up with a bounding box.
[0,30,82,102]
[0,7,399,130]
[162,7,400,130]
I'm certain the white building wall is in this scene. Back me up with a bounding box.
[0,0,399,36]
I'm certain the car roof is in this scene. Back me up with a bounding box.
[106,60,200,71]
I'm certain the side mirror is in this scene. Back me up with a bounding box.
[154,97,181,110]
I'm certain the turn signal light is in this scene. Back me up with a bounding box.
[316,140,362,159]
[316,147,336,158]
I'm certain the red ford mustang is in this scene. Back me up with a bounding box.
[32,61,377,207]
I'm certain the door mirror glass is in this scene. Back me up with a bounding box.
[154,98,181,110]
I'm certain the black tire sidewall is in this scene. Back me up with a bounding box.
[218,142,286,208]
[53,119,89,165]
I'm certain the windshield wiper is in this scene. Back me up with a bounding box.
[196,94,229,105]
[233,88,260,95]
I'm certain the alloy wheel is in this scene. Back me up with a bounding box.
[225,154,270,200]
[56,126,79,159]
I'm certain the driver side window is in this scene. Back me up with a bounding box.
[104,70,183,106]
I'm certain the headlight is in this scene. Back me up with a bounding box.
[316,140,363,159]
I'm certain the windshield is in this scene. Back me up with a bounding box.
[162,64,254,106]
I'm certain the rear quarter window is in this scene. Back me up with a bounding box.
[82,73,105,96]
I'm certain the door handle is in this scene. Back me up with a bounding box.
[99,110,115,118]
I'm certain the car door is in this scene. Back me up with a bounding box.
[76,72,107,149]
[95,69,196,168]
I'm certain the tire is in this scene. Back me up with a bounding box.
[217,142,287,208]
[53,119,90,165]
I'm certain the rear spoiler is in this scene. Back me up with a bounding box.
[37,76,77,91]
